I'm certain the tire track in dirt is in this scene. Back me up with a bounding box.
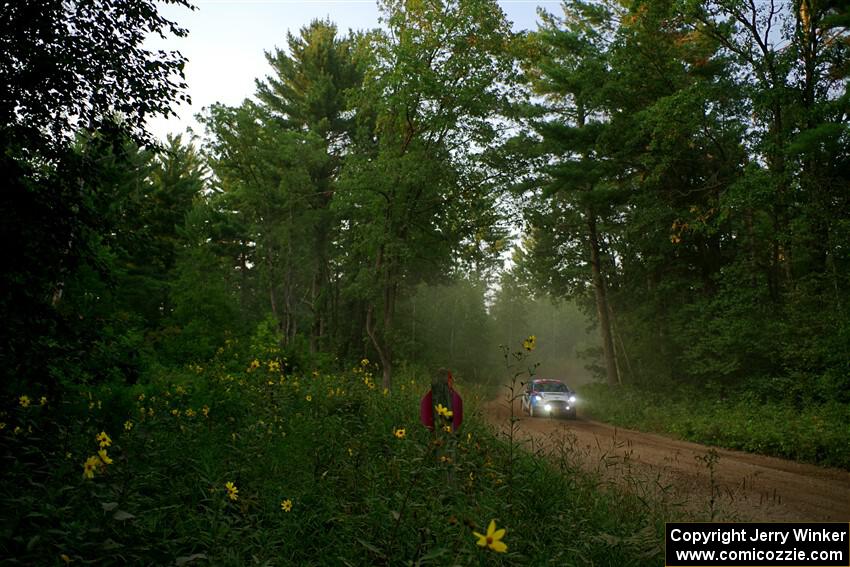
[483,398,850,522]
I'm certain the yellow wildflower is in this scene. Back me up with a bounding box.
[522,334,536,351]
[225,481,239,501]
[474,519,508,553]
[360,358,369,367]
[393,428,406,439]
[0,422,4,430]
[435,404,453,419]
[40,396,47,406]
[97,449,113,465]
[96,431,112,448]
[185,408,196,417]
[82,456,99,479]
[442,425,452,433]
[281,499,293,512]
[305,395,312,402]
[124,420,133,432]
[60,553,71,564]
[249,359,260,371]
[19,395,31,408]
[13,426,22,435]
[202,405,210,417]
[138,393,145,402]
[171,409,180,417]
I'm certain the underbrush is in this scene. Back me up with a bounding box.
[581,383,850,470]
[2,344,670,565]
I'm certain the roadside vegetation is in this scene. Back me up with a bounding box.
[582,383,850,470]
[2,337,678,565]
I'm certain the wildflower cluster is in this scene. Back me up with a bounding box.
[353,358,377,389]
[522,334,536,351]
[82,431,114,479]
[435,403,455,433]
[3,393,47,436]
[435,403,453,419]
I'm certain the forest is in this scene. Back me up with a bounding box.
[1,0,848,564]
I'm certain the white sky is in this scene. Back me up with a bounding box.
[147,0,558,141]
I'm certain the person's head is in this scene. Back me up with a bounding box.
[437,367,453,389]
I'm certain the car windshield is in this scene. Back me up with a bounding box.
[534,381,570,393]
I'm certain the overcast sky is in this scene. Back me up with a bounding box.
[147,0,558,141]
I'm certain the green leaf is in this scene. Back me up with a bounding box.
[175,553,208,566]
[356,538,387,559]
[113,510,136,521]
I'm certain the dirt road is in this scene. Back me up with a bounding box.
[483,399,850,522]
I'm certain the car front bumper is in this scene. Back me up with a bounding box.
[533,401,574,415]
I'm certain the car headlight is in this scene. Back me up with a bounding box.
[569,395,576,403]
[544,403,552,412]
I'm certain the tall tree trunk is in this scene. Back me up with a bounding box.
[310,221,330,354]
[381,276,396,390]
[587,209,619,386]
[365,244,394,390]
[309,272,320,354]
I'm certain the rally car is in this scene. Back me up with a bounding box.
[521,378,577,419]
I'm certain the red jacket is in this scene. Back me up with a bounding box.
[420,387,463,431]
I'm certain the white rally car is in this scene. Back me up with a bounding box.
[521,378,577,419]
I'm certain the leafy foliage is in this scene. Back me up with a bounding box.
[515,0,850,395]
[1,344,674,565]
[583,383,850,469]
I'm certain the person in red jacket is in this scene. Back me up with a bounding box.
[420,368,463,432]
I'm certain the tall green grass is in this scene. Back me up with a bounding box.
[2,344,680,565]
[581,383,850,470]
